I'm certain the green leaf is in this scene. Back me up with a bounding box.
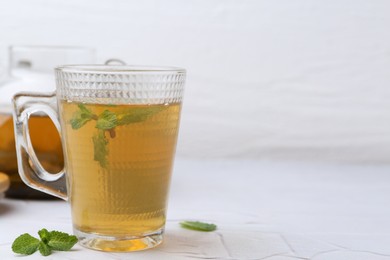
[78,103,92,114]
[93,130,109,168]
[69,104,166,169]
[117,106,165,125]
[12,233,40,255]
[38,228,50,244]
[70,117,91,130]
[96,110,118,130]
[180,221,217,232]
[70,104,94,130]
[47,231,78,251]
[38,241,52,256]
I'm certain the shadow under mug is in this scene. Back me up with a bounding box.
[12,65,186,252]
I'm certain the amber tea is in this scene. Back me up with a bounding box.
[59,101,181,243]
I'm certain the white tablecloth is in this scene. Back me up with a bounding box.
[1,159,389,259]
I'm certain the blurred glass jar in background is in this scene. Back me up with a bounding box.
[0,46,95,199]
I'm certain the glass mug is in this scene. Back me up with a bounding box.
[12,65,186,251]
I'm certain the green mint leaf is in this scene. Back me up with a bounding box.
[47,230,78,251]
[180,221,217,232]
[70,104,94,130]
[78,103,92,114]
[96,110,118,130]
[93,130,109,168]
[38,241,52,256]
[38,228,50,244]
[117,106,165,125]
[70,117,90,130]
[12,233,40,255]
[69,104,166,169]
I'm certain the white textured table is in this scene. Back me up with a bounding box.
[1,159,390,260]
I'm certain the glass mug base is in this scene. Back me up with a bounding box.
[74,228,164,252]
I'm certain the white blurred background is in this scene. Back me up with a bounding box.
[1,0,389,163]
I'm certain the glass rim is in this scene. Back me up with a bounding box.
[55,64,186,74]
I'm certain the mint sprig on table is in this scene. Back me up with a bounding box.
[12,229,77,256]
[180,221,217,232]
[70,103,165,168]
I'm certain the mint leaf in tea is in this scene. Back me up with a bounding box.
[96,110,118,130]
[117,106,166,125]
[70,104,94,130]
[63,101,181,236]
[92,130,109,168]
[68,102,169,168]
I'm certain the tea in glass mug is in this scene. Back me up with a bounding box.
[13,65,186,251]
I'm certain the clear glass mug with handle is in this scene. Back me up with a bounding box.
[12,65,186,252]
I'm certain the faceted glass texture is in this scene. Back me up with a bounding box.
[55,65,186,104]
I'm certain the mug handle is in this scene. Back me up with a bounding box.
[12,92,67,200]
